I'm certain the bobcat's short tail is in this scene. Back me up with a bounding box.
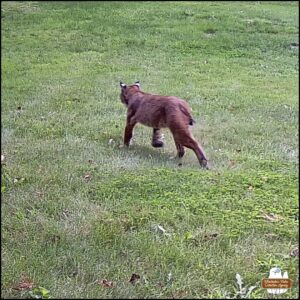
[179,104,196,126]
[189,118,196,126]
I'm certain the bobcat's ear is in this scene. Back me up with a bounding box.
[120,82,127,89]
[134,81,140,88]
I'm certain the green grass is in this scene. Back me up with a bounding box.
[1,1,298,299]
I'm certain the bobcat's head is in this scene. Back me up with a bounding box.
[119,81,140,106]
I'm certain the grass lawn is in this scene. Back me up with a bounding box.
[1,1,298,299]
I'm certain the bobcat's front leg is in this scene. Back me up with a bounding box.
[124,115,136,146]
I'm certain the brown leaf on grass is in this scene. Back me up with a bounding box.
[13,274,34,291]
[157,282,164,290]
[83,173,92,181]
[203,233,219,241]
[98,279,113,287]
[172,290,188,299]
[290,247,299,257]
[261,212,284,222]
[248,185,254,191]
[264,233,279,239]
[36,191,44,197]
[129,273,140,285]
[229,160,236,167]
[48,234,61,244]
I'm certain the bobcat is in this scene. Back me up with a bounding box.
[119,81,208,168]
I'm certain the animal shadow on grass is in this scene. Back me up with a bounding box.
[127,144,174,163]
[120,143,199,168]
[109,135,206,168]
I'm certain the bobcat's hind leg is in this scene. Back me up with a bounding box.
[176,143,185,158]
[152,128,164,148]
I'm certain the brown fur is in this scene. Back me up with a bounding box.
[120,82,208,168]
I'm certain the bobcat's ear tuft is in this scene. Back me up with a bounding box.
[120,82,127,89]
[134,81,140,88]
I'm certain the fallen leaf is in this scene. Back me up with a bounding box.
[156,224,170,236]
[290,247,299,257]
[265,233,279,239]
[98,279,113,287]
[172,290,188,299]
[36,191,44,197]
[157,282,164,289]
[248,185,254,191]
[262,212,284,222]
[229,160,236,167]
[13,274,34,291]
[129,273,140,285]
[13,177,25,184]
[1,154,5,162]
[83,173,91,181]
[204,233,219,241]
[48,235,60,244]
